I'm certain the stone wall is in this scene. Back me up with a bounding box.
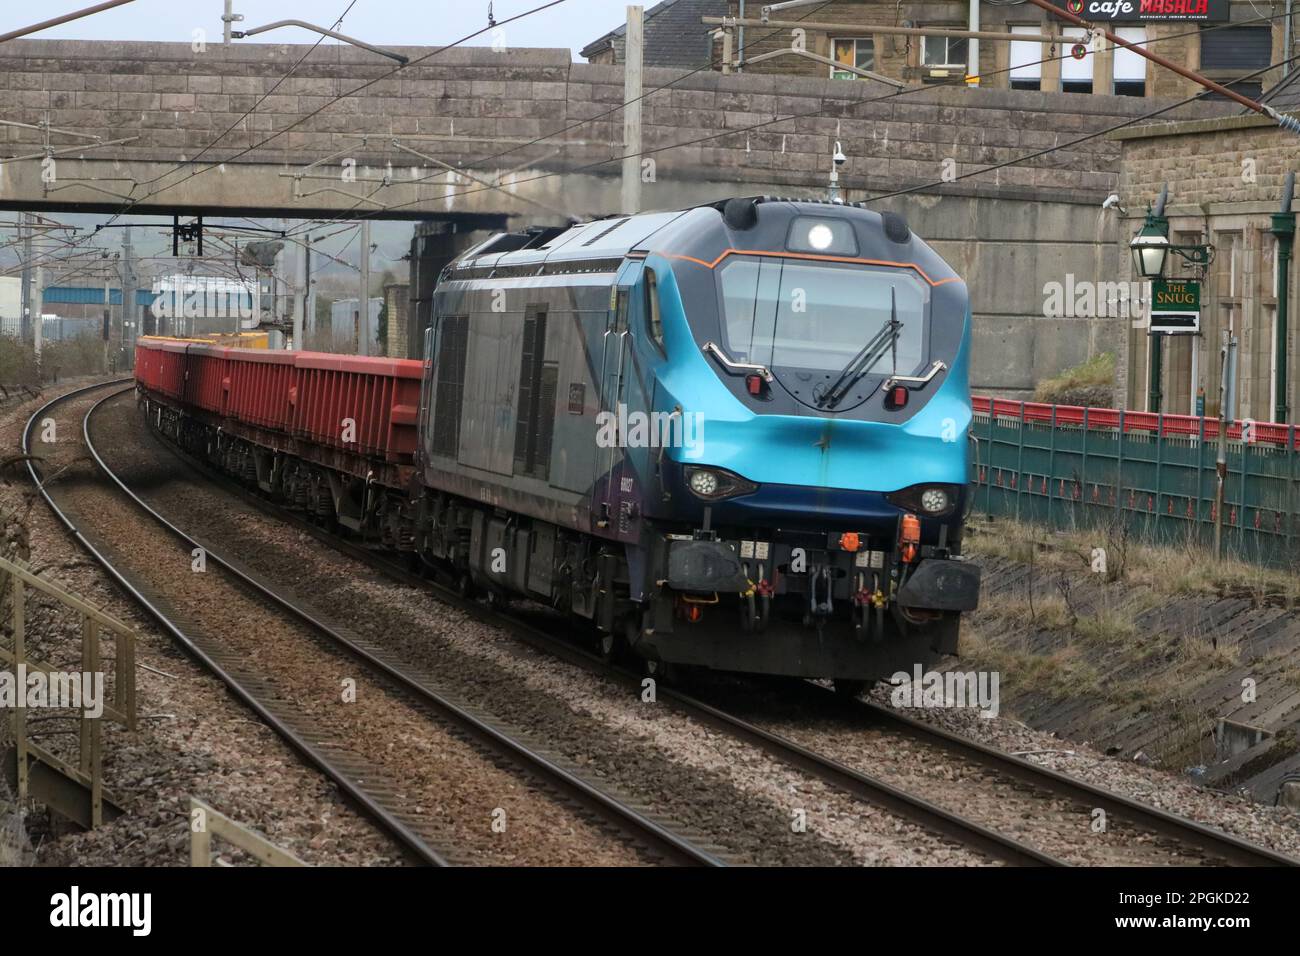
[0,38,1224,204]
[1113,115,1297,420]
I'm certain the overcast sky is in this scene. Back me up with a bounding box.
[2,0,629,58]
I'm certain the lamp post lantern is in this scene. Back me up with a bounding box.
[1129,194,1214,415]
[1130,222,1169,279]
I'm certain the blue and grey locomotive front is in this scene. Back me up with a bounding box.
[416,196,978,683]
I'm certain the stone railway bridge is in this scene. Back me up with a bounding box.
[0,40,1225,391]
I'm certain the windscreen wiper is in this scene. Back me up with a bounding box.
[816,289,901,410]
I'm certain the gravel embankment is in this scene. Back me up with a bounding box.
[5,381,401,866]
[863,684,1300,860]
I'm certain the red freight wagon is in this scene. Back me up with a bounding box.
[182,345,230,415]
[139,338,192,402]
[291,352,423,462]
[224,346,297,432]
[135,338,424,466]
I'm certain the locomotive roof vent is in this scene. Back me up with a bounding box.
[881,211,911,245]
[722,197,759,231]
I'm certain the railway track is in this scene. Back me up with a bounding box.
[104,384,1300,867]
[848,694,1300,867]
[28,381,725,867]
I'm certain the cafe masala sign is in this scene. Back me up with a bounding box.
[1054,0,1229,20]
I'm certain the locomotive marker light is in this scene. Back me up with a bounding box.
[786,216,858,256]
[689,470,719,497]
[807,223,834,250]
[683,466,758,501]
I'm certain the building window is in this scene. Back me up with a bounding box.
[1009,25,1042,91]
[1061,27,1093,94]
[921,32,967,69]
[831,37,874,79]
[1112,27,1147,97]
[1200,25,1269,100]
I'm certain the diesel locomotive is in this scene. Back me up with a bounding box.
[137,196,980,687]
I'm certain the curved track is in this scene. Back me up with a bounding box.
[29,382,724,867]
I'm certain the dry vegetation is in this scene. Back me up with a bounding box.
[960,515,1286,767]
[970,515,1300,606]
[1033,351,1115,407]
[0,334,108,387]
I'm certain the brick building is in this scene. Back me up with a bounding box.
[588,1,1291,101]
[1114,69,1300,422]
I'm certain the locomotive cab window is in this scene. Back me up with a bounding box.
[644,267,665,355]
[718,257,929,409]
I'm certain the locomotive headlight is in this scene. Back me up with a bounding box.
[807,223,834,251]
[886,483,959,517]
[785,216,859,256]
[689,469,719,497]
[920,488,950,514]
[684,466,759,501]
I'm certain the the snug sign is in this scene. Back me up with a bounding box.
[1149,278,1200,334]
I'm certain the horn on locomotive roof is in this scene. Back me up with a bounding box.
[723,197,759,231]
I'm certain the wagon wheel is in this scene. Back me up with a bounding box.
[643,655,683,686]
[832,679,868,699]
[596,627,619,662]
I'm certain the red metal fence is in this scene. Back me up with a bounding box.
[972,396,1300,449]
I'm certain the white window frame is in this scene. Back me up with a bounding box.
[920,30,968,69]
[829,36,875,79]
[1112,26,1147,95]
[1009,25,1042,85]
[1061,26,1094,86]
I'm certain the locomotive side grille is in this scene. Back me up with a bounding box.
[534,364,558,481]
[432,314,468,458]
[513,307,551,480]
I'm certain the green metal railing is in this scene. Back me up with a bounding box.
[971,397,1300,570]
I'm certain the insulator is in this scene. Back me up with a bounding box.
[1267,106,1300,136]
